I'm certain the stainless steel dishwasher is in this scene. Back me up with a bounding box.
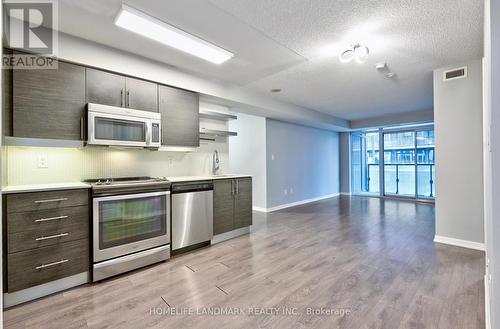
[171,181,213,251]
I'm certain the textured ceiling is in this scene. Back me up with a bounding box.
[55,0,483,120]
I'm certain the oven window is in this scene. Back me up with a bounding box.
[95,117,146,142]
[98,194,166,249]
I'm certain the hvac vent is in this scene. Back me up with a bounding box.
[443,66,467,81]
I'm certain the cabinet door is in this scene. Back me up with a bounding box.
[159,85,200,147]
[86,68,125,107]
[125,77,158,112]
[3,49,12,136]
[213,179,234,235]
[13,61,86,140]
[234,178,253,229]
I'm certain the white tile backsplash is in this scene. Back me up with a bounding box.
[5,140,228,185]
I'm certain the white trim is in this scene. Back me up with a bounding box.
[433,235,485,251]
[485,273,491,329]
[211,226,250,244]
[340,192,351,196]
[253,193,340,213]
[3,272,89,308]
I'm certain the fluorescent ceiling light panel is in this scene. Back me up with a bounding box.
[114,5,233,64]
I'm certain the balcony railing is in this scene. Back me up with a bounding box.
[366,163,435,198]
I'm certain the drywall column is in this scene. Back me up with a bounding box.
[433,59,484,246]
[228,112,267,209]
[339,132,350,194]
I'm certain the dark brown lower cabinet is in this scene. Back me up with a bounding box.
[213,177,252,235]
[4,189,90,292]
[8,239,89,292]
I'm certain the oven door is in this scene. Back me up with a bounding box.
[93,191,170,262]
[88,111,151,147]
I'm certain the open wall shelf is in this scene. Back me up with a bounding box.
[199,111,237,121]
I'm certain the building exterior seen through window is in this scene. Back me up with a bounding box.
[351,125,435,199]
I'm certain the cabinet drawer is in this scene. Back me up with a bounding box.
[7,206,89,253]
[8,239,89,292]
[7,205,88,234]
[6,189,88,213]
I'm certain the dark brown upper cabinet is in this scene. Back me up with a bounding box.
[3,49,13,137]
[125,77,158,112]
[13,60,86,140]
[159,85,200,147]
[86,68,158,112]
[85,68,125,107]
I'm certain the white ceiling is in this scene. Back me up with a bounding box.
[56,0,483,120]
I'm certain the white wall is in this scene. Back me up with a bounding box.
[434,59,484,244]
[266,119,340,208]
[228,113,267,209]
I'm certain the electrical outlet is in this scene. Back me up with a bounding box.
[167,156,173,166]
[284,189,288,195]
[271,154,275,161]
[290,188,294,194]
[37,154,48,168]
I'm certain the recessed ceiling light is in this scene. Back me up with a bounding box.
[375,62,387,70]
[386,72,396,78]
[114,4,234,64]
[270,89,282,93]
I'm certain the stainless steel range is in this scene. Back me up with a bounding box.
[86,176,171,281]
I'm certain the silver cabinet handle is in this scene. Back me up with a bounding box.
[34,198,68,204]
[231,180,234,195]
[126,90,130,107]
[36,259,68,270]
[35,215,68,223]
[35,232,69,241]
[236,180,239,194]
[120,88,124,107]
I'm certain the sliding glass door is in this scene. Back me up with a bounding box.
[416,130,435,199]
[351,131,379,195]
[351,125,435,201]
[383,131,416,197]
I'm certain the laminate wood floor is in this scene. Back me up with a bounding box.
[4,196,485,329]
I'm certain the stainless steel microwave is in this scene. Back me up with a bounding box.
[87,103,161,148]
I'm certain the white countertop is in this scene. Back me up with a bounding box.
[1,175,251,193]
[2,182,91,194]
[166,174,251,183]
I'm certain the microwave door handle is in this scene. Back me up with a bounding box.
[145,122,151,145]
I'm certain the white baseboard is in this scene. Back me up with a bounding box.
[340,192,351,196]
[433,235,485,251]
[253,193,340,213]
[485,274,491,329]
